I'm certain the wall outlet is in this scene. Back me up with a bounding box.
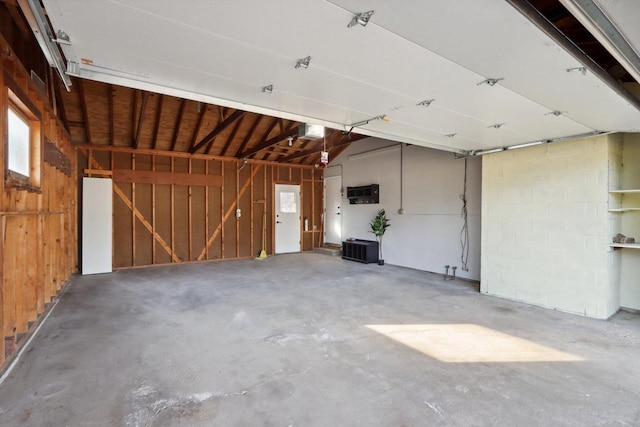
[235,208,242,218]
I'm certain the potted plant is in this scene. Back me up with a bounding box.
[369,209,390,265]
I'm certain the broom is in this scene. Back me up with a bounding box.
[258,208,267,259]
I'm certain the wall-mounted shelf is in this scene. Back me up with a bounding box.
[608,189,640,212]
[608,208,640,212]
[609,243,640,249]
[347,184,379,205]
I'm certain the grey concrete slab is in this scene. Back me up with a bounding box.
[0,253,639,426]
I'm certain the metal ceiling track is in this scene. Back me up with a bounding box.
[17,0,72,91]
[506,0,640,112]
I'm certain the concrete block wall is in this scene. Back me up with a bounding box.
[481,135,614,318]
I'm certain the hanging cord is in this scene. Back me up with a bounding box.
[460,158,470,271]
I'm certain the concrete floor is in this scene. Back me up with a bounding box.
[0,254,639,426]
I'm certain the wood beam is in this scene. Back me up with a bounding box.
[76,79,92,144]
[240,120,298,159]
[151,94,164,150]
[108,84,114,145]
[170,99,186,151]
[134,91,149,149]
[219,114,244,156]
[233,115,263,158]
[188,105,208,152]
[191,109,245,154]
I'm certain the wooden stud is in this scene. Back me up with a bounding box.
[170,99,186,152]
[132,154,136,266]
[205,160,209,260]
[77,79,92,144]
[134,92,149,149]
[151,95,164,150]
[171,157,175,261]
[188,158,193,261]
[108,84,114,145]
[188,105,208,152]
[152,155,156,264]
[197,165,261,261]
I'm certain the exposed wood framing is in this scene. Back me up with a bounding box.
[1,32,77,369]
[134,91,149,149]
[151,94,163,150]
[76,79,92,143]
[240,124,299,159]
[170,99,186,151]
[191,109,245,154]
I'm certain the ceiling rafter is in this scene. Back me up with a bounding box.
[134,91,149,149]
[188,105,208,152]
[108,84,114,145]
[191,109,245,154]
[240,121,299,159]
[170,99,186,151]
[76,79,92,144]
[151,94,164,150]
[238,117,279,158]
[233,115,264,158]
[218,114,245,156]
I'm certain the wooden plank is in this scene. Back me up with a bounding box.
[152,156,156,264]
[197,164,261,260]
[188,106,208,152]
[171,158,175,261]
[134,91,149,149]
[170,99,186,152]
[191,110,245,154]
[132,155,136,265]
[219,115,244,156]
[88,156,179,263]
[233,115,263,158]
[188,158,192,261]
[108,84,114,145]
[76,79,93,144]
[151,95,164,150]
[239,118,285,158]
[113,169,223,187]
[205,161,209,260]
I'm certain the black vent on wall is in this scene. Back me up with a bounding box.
[347,184,379,204]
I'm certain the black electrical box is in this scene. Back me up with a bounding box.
[346,184,379,204]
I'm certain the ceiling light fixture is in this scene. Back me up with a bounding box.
[261,84,273,94]
[488,123,505,129]
[417,99,435,107]
[347,10,375,28]
[295,56,312,69]
[566,66,587,75]
[287,136,294,147]
[477,78,504,86]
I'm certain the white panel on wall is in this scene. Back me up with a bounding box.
[82,177,113,275]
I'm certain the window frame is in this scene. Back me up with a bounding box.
[4,76,42,192]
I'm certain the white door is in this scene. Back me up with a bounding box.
[82,177,113,275]
[275,184,301,254]
[324,176,342,245]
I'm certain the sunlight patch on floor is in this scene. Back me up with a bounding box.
[365,324,584,363]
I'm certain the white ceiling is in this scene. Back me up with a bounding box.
[43,0,640,153]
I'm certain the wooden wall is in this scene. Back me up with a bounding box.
[1,35,77,368]
[79,147,324,268]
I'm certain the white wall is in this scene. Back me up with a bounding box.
[328,138,481,280]
[481,135,613,319]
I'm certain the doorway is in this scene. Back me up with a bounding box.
[275,184,301,254]
[324,176,342,245]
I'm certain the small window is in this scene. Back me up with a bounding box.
[8,106,31,177]
[280,191,297,213]
[5,86,41,190]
